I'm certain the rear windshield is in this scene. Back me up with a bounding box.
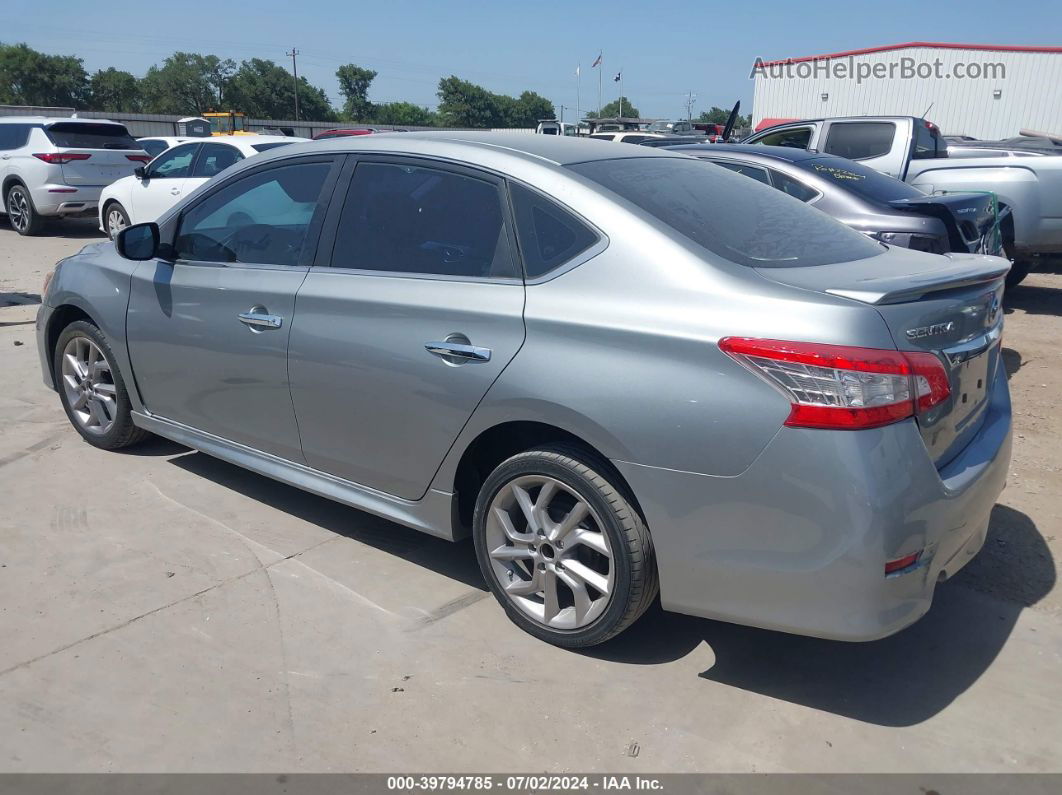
[45,122,138,150]
[568,156,884,268]
[795,156,926,203]
[252,142,294,152]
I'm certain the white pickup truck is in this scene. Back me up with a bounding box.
[743,116,1062,286]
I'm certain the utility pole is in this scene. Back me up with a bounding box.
[286,47,301,121]
[685,91,696,121]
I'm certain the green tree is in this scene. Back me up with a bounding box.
[88,67,142,112]
[371,101,436,127]
[697,106,751,128]
[335,64,377,121]
[508,90,554,127]
[598,97,639,119]
[140,52,235,114]
[0,43,88,108]
[226,58,334,120]
[437,77,553,128]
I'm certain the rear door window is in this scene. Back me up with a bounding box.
[713,161,772,185]
[509,183,599,278]
[569,156,883,268]
[45,122,138,150]
[913,122,944,159]
[768,170,819,202]
[823,122,895,160]
[329,160,517,279]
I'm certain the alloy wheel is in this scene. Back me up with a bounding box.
[60,336,118,436]
[485,475,615,629]
[106,207,127,239]
[7,188,29,233]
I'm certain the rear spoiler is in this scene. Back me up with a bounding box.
[825,255,1011,305]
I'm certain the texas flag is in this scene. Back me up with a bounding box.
[613,71,621,82]
[591,52,602,68]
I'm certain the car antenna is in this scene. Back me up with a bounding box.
[920,103,934,120]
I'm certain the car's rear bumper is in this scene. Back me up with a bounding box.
[614,364,1012,641]
[30,184,103,217]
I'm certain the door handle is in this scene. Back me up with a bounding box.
[425,341,492,362]
[170,188,181,195]
[238,311,283,330]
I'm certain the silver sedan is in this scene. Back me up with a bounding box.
[36,132,1012,646]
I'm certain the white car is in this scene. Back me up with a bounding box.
[99,134,303,238]
[136,136,196,160]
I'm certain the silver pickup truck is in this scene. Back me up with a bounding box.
[744,116,1062,286]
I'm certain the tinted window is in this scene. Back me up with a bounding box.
[252,142,294,152]
[753,127,811,149]
[569,157,883,268]
[139,139,169,159]
[913,122,944,160]
[590,134,615,141]
[331,162,516,279]
[176,162,330,266]
[45,122,137,150]
[192,143,243,178]
[769,170,819,202]
[794,156,925,203]
[509,183,599,278]
[149,143,198,178]
[823,122,895,160]
[0,123,34,151]
[714,161,771,185]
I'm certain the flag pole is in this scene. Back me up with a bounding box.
[598,52,603,116]
[577,65,581,121]
[619,70,624,117]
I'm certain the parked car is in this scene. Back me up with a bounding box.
[98,134,302,238]
[638,136,712,148]
[312,128,376,139]
[665,143,1008,259]
[136,136,196,160]
[536,121,579,136]
[1,117,148,235]
[743,115,1062,286]
[39,132,1011,648]
[589,131,671,144]
[646,120,695,134]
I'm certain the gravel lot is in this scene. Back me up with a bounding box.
[1,220,1060,772]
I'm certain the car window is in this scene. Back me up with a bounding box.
[329,161,517,279]
[913,121,944,160]
[139,139,169,159]
[509,183,599,279]
[768,170,819,202]
[44,122,138,150]
[175,161,331,267]
[569,156,883,269]
[713,161,772,185]
[823,122,895,160]
[148,144,198,178]
[794,155,925,203]
[0,123,34,151]
[192,143,244,178]
[590,134,615,141]
[752,126,812,149]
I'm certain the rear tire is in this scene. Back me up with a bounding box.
[5,183,45,236]
[53,320,149,450]
[1005,260,1033,290]
[473,444,658,648]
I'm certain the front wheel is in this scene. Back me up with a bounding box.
[54,320,149,450]
[473,444,658,647]
[104,202,130,240]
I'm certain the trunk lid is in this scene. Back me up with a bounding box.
[44,122,145,186]
[888,191,1005,256]
[755,247,1008,467]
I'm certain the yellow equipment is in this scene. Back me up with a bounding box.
[203,111,253,136]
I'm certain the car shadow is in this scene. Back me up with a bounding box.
[1001,346,1023,379]
[582,504,1053,728]
[0,291,41,308]
[46,220,106,239]
[167,450,487,591]
[1005,283,1061,318]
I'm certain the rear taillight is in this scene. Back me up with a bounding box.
[126,154,151,163]
[718,338,951,430]
[33,153,91,164]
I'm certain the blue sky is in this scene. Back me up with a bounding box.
[5,0,1058,119]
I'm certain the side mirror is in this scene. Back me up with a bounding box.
[116,222,159,261]
[134,166,147,179]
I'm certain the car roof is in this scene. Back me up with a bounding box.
[287,130,683,166]
[663,143,828,163]
[0,116,123,125]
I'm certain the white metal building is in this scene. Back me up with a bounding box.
[751,42,1062,140]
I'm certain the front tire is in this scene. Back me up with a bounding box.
[6,183,45,236]
[104,202,130,240]
[53,320,149,450]
[1005,260,1033,290]
[473,444,658,648]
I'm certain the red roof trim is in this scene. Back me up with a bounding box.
[757,41,1062,67]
